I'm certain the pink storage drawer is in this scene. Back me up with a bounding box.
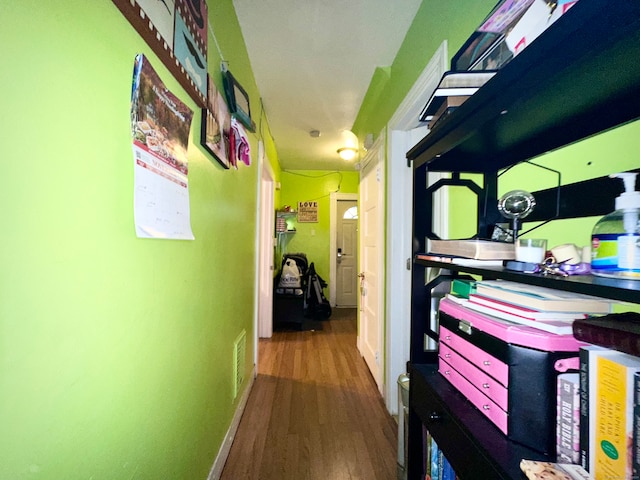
[440,325,509,387]
[439,341,508,411]
[438,297,581,455]
[439,356,508,434]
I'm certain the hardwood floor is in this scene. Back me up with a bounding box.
[220,308,398,480]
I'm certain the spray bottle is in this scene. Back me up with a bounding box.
[591,172,640,279]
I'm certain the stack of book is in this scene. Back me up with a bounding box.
[448,280,613,335]
[423,426,456,480]
[578,345,640,478]
[427,95,469,130]
[572,313,640,478]
[419,71,496,125]
[417,239,515,267]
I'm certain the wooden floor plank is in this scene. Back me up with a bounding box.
[220,308,398,480]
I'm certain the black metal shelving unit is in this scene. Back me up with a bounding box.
[405,1,640,479]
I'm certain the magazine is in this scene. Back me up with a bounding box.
[520,459,591,480]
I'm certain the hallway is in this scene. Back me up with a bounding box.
[220,308,398,479]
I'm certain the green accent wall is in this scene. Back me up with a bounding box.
[0,1,277,478]
[278,171,359,280]
[353,0,497,141]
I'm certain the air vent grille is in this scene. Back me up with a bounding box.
[233,330,246,400]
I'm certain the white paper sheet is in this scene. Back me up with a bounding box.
[131,54,195,240]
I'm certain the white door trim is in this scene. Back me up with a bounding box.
[255,141,276,351]
[383,41,449,414]
[358,133,385,393]
[329,192,358,307]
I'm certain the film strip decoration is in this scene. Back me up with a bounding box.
[112,0,208,108]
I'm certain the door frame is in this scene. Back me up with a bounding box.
[329,192,358,307]
[383,41,448,413]
[357,133,386,392]
[255,141,276,347]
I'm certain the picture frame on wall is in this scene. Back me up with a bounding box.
[201,75,231,169]
[223,70,256,132]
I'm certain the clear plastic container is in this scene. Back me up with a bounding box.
[592,173,640,279]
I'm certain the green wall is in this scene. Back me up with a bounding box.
[0,1,277,479]
[352,0,498,244]
[496,120,640,248]
[278,171,359,280]
[353,0,497,142]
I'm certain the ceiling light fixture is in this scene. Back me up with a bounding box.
[337,147,357,161]
[337,130,359,161]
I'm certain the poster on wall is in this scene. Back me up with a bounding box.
[112,0,208,107]
[136,0,176,47]
[297,201,319,223]
[174,11,207,98]
[177,0,208,53]
[131,54,195,240]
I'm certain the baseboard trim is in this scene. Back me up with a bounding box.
[207,366,256,480]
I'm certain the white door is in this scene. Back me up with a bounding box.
[358,138,385,392]
[257,148,275,338]
[335,200,358,307]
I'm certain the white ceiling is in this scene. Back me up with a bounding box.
[232,0,422,171]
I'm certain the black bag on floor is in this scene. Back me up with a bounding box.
[304,262,332,320]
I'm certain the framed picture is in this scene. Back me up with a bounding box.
[223,70,255,132]
[201,75,231,169]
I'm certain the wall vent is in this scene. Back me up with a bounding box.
[233,330,246,400]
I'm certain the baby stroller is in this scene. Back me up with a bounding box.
[304,262,332,320]
[275,253,308,295]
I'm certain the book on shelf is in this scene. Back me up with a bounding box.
[593,352,640,480]
[418,70,496,122]
[475,280,613,314]
[469,294,589,321]
[426,95,470,128]
[423,425,432,480]
[557,373,580,465]
[427,106,459,130]
[430,436,440,480]
[415,253,505,267]
[440,453,455,480]
[520,459,590,480]
[633,372,640,480]
[579,345,616,473]
[451,279,476,298]
[427,442,455,480]
[572,312,640,357]
[446,294,576,334]
[426,239,515,260]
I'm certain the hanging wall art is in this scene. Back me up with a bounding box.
[113,0,208,107]
[201,75,231,169]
